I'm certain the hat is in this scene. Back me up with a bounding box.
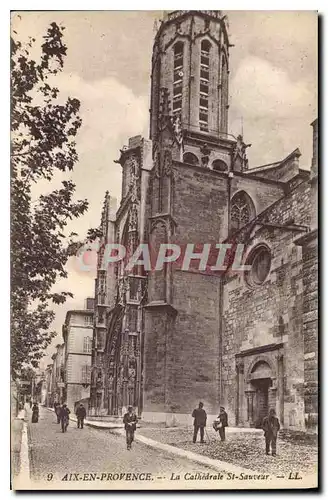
[220,406,225,410]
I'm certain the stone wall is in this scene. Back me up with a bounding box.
[296,231,318,430]
[222,179,315,429]
[231,174,285,216]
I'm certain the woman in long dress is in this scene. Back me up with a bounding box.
[31,403,39,423]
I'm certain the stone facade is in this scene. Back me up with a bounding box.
[62,304,94,412]
[89,10,318,430]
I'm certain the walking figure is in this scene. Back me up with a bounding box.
[31,403,39,423]
[192,402,207,443]
[76,403,86,429]
[59,403,70,433]
[123,406,137,450]
[54,402,61,424]
[262,408,280,456]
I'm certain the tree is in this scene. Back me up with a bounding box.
[11,22,89,377]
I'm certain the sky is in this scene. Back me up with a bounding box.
[11,10,317,368]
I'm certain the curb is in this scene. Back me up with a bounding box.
[14,410,32,490]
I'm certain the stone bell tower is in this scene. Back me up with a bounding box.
[150,10,230,144]
[142,11,237,425]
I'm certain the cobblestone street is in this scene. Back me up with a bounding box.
[26,407,222,489]
[139,426,318,479]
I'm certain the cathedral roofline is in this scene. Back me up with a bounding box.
[231,170,287,188]
[247,148,301,175]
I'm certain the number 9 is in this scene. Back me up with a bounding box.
[47,473,53,481]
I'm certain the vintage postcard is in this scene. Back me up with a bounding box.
[11,10,318,490]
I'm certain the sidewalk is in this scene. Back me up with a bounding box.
[11,409,25,478]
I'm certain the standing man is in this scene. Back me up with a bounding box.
[76,403,86,429]
[192,402,207,443]
[262,408,280,456]
[218,406,228,441]
[59,403,71,433]
[123,406,137,450]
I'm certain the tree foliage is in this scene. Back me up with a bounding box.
[11,22,88,377]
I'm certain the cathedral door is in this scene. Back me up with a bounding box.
[253,378,270,428]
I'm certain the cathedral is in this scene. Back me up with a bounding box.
[89,10,318,431]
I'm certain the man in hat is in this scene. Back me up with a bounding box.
[59,403,71,433]
[192,402,207,443]
[217,406,228,441]
[76,403,87,429]
[123,406,137,450]
[262,408,280,456]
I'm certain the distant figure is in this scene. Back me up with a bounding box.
[54,402,61,424]
[192,402,207,443]
[76,403,86,429]
[29,399,32,409]
[31,403,39,423]
[216,406,228,441]
[262,409,280,456]
[123,406,137,450]
[59,403,70,433]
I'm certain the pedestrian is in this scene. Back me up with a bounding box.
[192,402,207,443]
[31,402,39,423]
[54,402,61,424]
[123,406,137,450]
[262,408,280,456]
[76,403,86,429]
[215,406,228,441]
[59,403,71,433]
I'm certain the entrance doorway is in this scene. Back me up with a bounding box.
[252,378,271,428]
[248,360,273,428]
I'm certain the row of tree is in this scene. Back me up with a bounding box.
[11,22,89,377]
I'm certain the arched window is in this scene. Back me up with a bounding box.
[173,42,184,118]
[199,40,211,131]
[212,159,228,172]
[230,191,256,232]
[183,152,199,166]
